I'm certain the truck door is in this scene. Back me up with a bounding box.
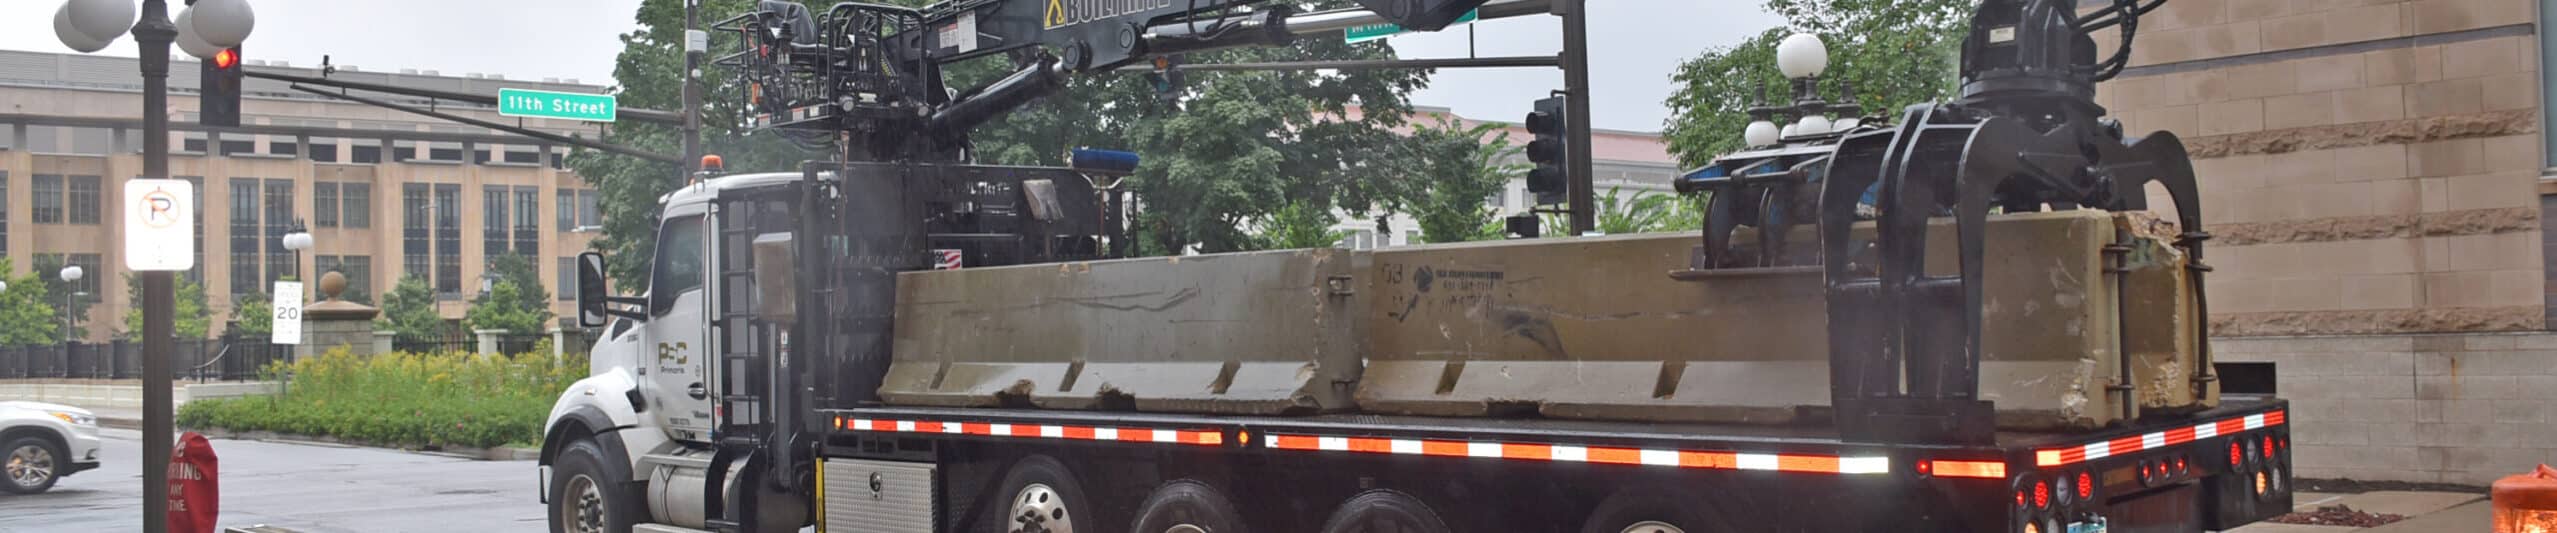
[644,214,714,442]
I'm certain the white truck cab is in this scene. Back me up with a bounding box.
[539,172,807,533]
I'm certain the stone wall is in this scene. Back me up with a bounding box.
[2217,332,2557,485]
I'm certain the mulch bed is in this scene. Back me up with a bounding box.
[2265,505,2407,528]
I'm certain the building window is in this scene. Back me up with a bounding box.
[559,189,601,231]
[270,141,299,157]
[66,175,99,225]
[514,187,540,256]
[504,150,540,164]
[484,186,512,258]
[393,141,419,162]
[182,137,207,153]
[0,172,9,255]
[435,184,462,298]
[351,144,381,164]
[264,179,296,282]
[579,190,600,228]
[557,257,576,301]
[314,182,339,227]
[429,146,463,162]
[220,140,254,156]
[67,253,100,301]
[342,182,371,229]
[307,139,339,163]
[402,183,430,294]
[230,178,261,296]
[557,189,575,230]
[31,174,62,224]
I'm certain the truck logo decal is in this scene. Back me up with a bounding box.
[657,342,690,367]
[1045,0,1174,29]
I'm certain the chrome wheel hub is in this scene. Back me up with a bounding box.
[559,474,605,533]
[1621,521,1685,533]
[1010,483,1075,533]
[6,444,52,488]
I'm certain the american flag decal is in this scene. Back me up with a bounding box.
[933,249,964,270]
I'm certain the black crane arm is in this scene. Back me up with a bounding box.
[717,0,1491,159]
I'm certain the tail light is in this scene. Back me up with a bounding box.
[2078,471,2094,500]
[2035,479,2051,509]
[2230,442,2243,467]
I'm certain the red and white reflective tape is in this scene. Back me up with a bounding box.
[2034,410,2285,467]
[1260,434,1890,475]
[839,418,1224,446]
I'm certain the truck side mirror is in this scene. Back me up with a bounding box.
[577,252,610,328]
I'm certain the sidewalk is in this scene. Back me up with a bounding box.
[0,379,272,429]
[2230,490,2488,532]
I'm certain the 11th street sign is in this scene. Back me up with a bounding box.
[499,88,618,122]
[1344,8,1479,44]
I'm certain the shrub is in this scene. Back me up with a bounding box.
[178,346,587,449]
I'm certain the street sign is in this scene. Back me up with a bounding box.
[123,179,194,271]
[498,88,618,122]
[272,281,303,345]
[1344,8,1479,44]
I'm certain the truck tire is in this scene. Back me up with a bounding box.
[550,439,644,533]
[984,454,1094,533]
[1129,479,1249,533]
[2,435,62,494]
[1317,489,1451,533]
[1578,485,1731,533]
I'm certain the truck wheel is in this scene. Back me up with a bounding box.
[550,439,643,533]
[1317,489,1451,533]
[1130,479,1249,533]
[986,455,1094,533]
[1579,486,1730,533]
[2,436,62,494]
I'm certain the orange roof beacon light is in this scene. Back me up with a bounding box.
[700,154,725,174]
[2493,464,2557,533]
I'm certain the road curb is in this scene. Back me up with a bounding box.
[176,426,539,461]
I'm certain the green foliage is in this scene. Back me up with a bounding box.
[1402,117,1526,244]
[1252,201,1350,250]
[231,295,273,337]
[376,275,450,339]
[28,255,94,340]
[0,259,59,344]
[467,255,555,334]
[178,347,587,449]
[1541,187,1705,236]
[1663,0,1971,167]
[121,274,212,339]
[466,281,550,335]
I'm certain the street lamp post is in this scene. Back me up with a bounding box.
[56,1,252,531]
[57,265,83,342]
[283,218,312,282]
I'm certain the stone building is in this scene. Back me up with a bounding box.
[2096,0,2552,484]
[0,50,607,339]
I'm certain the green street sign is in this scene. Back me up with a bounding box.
[1343,9,1479,44]
[498,88,618,122]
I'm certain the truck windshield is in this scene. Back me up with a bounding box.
[649,215,706,316]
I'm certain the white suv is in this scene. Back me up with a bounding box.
[0,401,102,494]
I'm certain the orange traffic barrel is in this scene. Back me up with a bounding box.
[2493,464,2557,533]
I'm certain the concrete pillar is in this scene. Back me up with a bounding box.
[372,331,395,354]
[475,329,504,356]
[548,326,566,362]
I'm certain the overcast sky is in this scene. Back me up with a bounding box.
[2,1,1781,132]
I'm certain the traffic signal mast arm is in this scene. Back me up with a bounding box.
[722,0,1506,160]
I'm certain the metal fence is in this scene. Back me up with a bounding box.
[0,338,292,382]
[390,332,549,356]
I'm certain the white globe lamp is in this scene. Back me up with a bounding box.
[187,0,256,48]
[1834,117,1862,131]
[64,0,136,43]
[1744,120,1780,147]
[54,5,113,53]
[1780,124,1799,139]
[174,8,224,59]
[59,265,83,283]
[1776,33,1830,79]
[1796,115,1832,136]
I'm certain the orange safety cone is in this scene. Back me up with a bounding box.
[2493,464,2557,533]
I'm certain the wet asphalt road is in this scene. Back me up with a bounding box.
[0,428,543,532]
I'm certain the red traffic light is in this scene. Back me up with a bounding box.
[212,49,239,69]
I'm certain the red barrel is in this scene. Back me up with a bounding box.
[2493,464,2557,533]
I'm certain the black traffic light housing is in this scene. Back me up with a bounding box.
[1523,94,1569,206]
[1147,54,1187,105]
[201,46,243,128]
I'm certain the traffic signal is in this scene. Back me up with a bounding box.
[1524,94,1569,206]
[201,46,242,128]
[1146,54,1187,105]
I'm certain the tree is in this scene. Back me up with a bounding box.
[1541,187,1702,236]
[467,255,555,334]
[1663,0,1971,167]
[1402,117,1526,244]
[1252,201,1350,250]
[376,275,449,340]
[122,274,211,339]
[0,259,60,345]
[29,255,94,340]
[230,295,272,337]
